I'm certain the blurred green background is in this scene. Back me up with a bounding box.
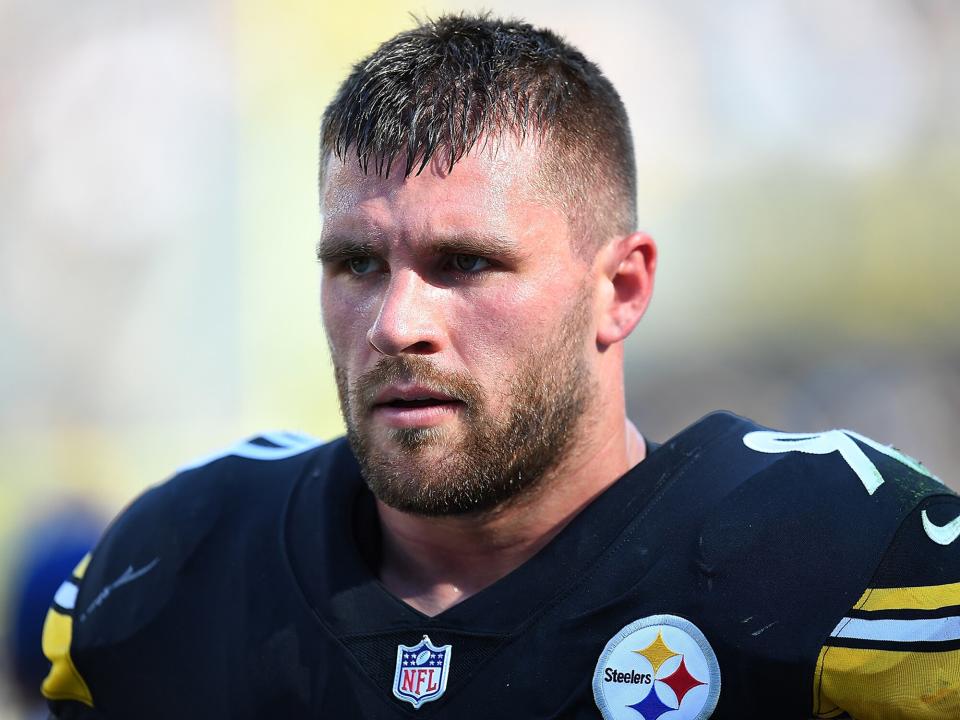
[1,1,958,714]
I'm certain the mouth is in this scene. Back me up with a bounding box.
[370,386,465,428]
[381,397,459,408]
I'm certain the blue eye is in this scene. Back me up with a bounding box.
[347,256,381,275]
[451,254,490,273]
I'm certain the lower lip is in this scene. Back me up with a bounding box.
[372,402,464,429]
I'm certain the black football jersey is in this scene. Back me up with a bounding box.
[42,413,960,719]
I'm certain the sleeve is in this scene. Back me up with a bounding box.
[38,433,320,718]
[813,494,960,720]
[39,469,215,719]
[40,554,100,717]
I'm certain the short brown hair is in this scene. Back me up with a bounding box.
[319,14,636,254]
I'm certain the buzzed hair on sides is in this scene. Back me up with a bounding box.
[319,13,637,255]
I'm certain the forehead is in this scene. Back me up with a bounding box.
[319,139,565,245]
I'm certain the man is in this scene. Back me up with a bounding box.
[42,14,959,719]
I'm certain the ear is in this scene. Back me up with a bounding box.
[595,231,657,347]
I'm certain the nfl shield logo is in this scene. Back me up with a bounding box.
[392,635,452,708]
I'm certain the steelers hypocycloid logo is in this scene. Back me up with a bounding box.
[593,615,720,720]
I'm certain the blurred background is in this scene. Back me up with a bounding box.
[1,0,958,715]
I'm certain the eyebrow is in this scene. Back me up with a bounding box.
[316,236,376,263]
[429,234,524,261]
[316,233,525,263]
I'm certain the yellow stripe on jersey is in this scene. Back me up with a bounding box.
[41,554,94,707]
[41,610,93,705]
[814,645,960,719]
[73,553,92,579]
[854,581,960,612]
[814,581,960,719]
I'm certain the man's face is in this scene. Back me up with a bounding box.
[320,140,599,516]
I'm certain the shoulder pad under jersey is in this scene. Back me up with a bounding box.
[41,431,330,709]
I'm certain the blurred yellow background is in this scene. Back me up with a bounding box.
[2,1,958,715]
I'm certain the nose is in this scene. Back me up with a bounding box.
[367,270,444,356]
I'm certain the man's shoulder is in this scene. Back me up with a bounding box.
[42,432,356,715]
[133,430,350,522]
[663,410,955,622]
[645,411,960,719]
[650,413,954,573]
[673,410,951,506]
[98,431,342,554]
[60,432,349,644]
[174,430,335,476]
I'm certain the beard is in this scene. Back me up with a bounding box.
[333,285,596,516]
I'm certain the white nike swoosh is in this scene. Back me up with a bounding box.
[922,510,960,546]
[112,558,160,589]
[80,557,160,622]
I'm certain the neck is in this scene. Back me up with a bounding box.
[376,411,646,616]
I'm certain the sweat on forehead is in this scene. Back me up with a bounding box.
[319,136,540,213]
[318,139,568,267]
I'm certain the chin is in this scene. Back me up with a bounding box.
[387,425,454,453]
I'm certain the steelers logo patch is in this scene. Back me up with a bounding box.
[593,614,720,720]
